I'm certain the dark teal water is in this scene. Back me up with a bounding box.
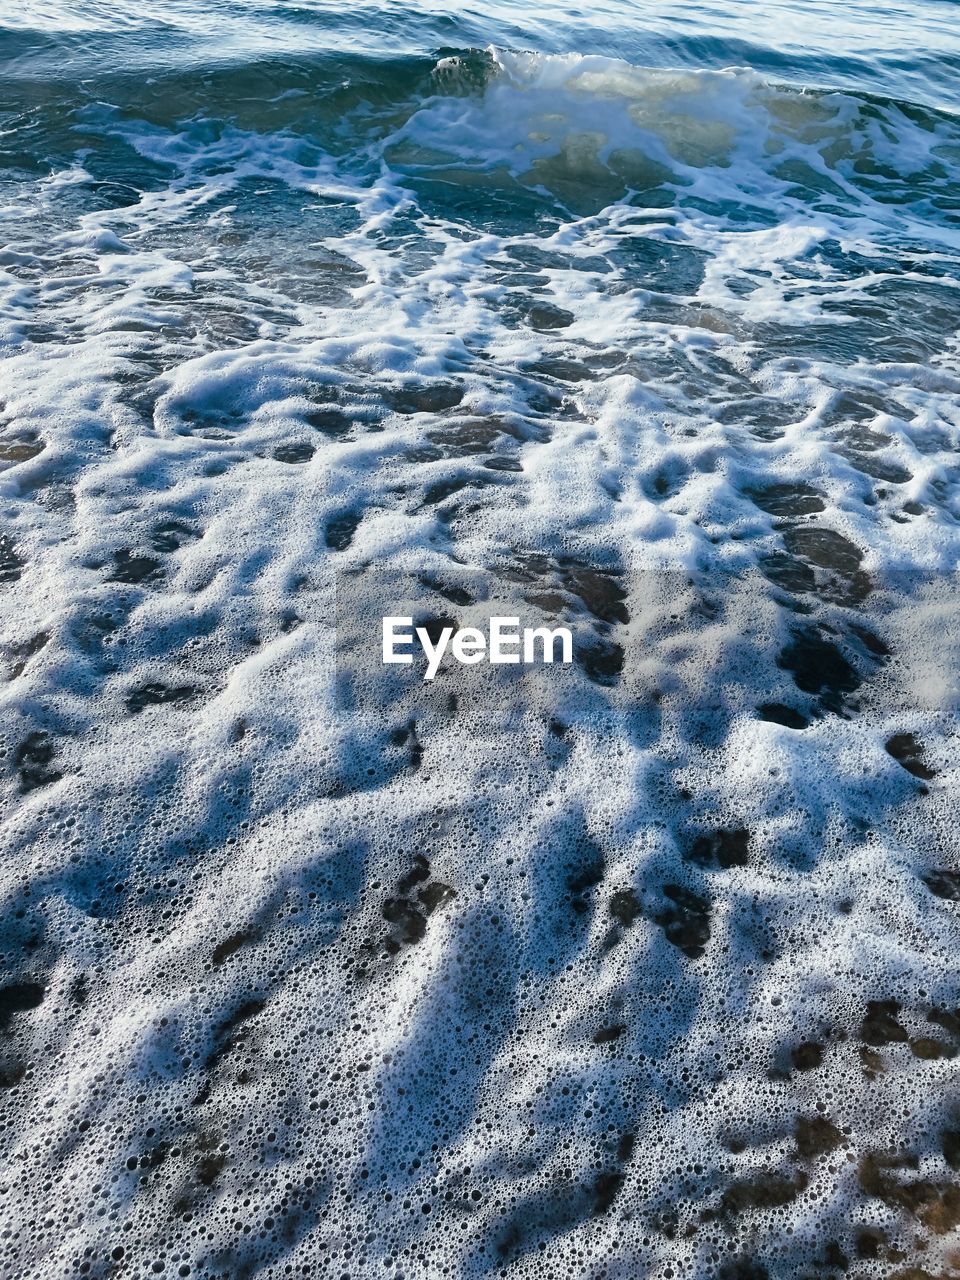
[4,0,959,107]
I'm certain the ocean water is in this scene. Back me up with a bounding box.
[2,2,960,1277]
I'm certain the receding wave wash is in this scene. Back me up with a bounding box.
[1,1,959,1279]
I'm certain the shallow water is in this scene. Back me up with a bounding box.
[1,2,960,1278]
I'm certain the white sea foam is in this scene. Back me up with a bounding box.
[1,42,959,1280]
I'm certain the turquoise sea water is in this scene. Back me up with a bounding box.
[4,0,959,106]
[2,3,960,1278]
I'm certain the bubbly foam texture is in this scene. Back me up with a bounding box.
[1,43,960,1280]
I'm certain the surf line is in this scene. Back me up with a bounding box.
[382,616,573,682]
